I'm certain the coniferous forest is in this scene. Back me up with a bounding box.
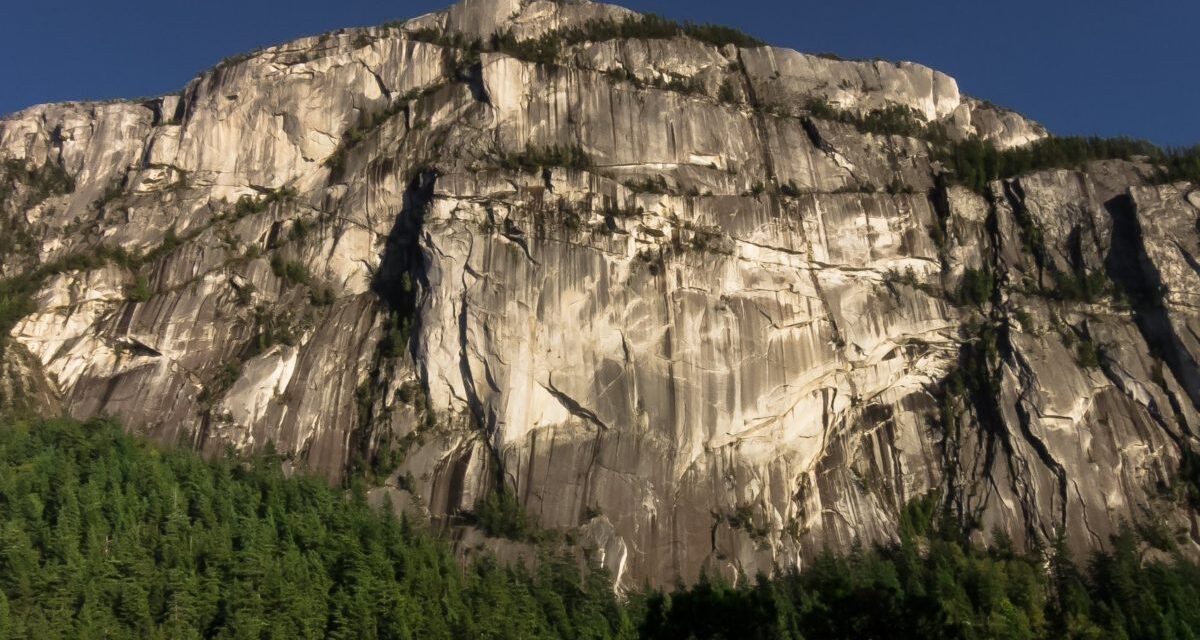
[0,416,1198,639]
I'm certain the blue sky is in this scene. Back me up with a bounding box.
[3,0,1197,147]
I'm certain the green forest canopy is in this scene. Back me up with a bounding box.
[0,415,1197,639]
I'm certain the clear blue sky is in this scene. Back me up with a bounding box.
[3,0,1197,147]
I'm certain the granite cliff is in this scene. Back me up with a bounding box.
[1,0,1197,588]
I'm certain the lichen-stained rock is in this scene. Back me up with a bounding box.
[0,0,1196,589]
[481,53,769,194]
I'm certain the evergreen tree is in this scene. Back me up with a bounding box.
[0,415,1196,639]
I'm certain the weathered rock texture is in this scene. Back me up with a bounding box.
[0,0,1195,588]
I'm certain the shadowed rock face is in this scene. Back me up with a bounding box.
[0,0,1195,588]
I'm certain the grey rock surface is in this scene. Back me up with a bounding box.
[0,0,1195,588]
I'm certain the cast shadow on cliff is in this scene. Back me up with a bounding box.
[371,167,438,360]
[1103,193,1200,413]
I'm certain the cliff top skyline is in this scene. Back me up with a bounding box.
[2,0,1198,147]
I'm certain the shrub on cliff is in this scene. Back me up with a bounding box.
[492,29,561,66]
[956,267,994,307]
[0,277,38,352]
[499,144,592,173]
[938,134,1198,193]
[803,99,933,141]
[492,13,766,67]
[554,13,765,49]
[474,485,536,541]
[0,158,75,207]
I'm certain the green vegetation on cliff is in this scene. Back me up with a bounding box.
[643,503,1200,640]
[939,136,1200,193]
[408,12,765,68]
[799,99,1200,194]
[0,416,631,639]
[0,416,1197,639]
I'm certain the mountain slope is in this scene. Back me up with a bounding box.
[0,0,1196,588]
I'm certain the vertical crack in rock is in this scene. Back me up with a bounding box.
[457,277,488,434]
[378,169,437,358]
[987,188,1069,539]
[788,196,852,377]
[466,59,491,104]
[1011,363,1070,533]
[799,116,832,154]
[540,377,611,431]
[734,49,777,187]
[365,65,393,102]
[1002,180,1047,284]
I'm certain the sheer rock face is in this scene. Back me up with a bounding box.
[0,0,1195,588]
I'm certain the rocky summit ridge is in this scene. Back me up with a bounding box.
[0,0,1197,588]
